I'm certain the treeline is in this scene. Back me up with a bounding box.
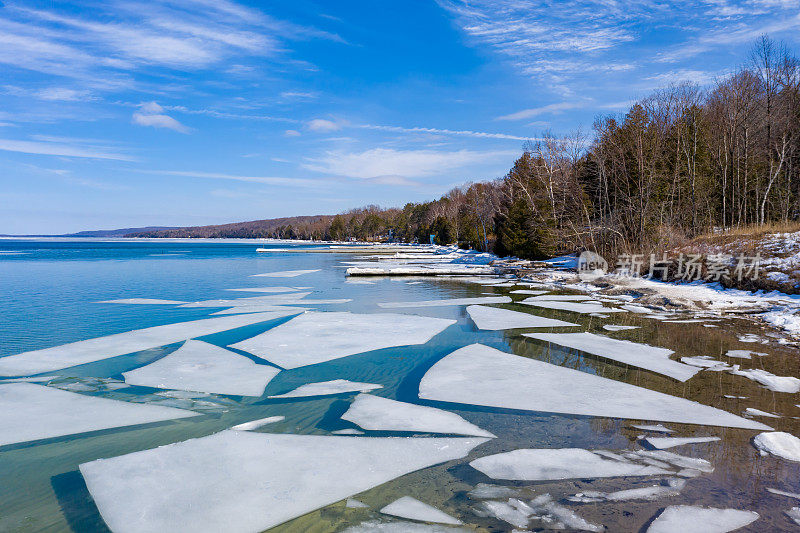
[136,37,799,259]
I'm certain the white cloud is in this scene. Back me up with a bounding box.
[0,138,134,160]
[358,123,531,141]
[35,87,93,101]
[132,102,190,133]
[284,129,301,137]
[497,102,587,121]
[303,148,517,180]
[145,170,326,188]
[307,119,341,132]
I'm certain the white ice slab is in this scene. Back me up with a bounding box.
[523,332,698,382]
[643,436,720,449]
[646,505,759,533]
[251,269,320,277]
[380,496,462,525]
[744,407,780,418]
[123,340,280,397]
[630,450,714,472]
[341,394,495,438]
[0,383,197,446]
[520,299,625,314]
[179,293,312,307]
[269,379,382,398]
[632,424,674,433]
[768,488,800,500]
[418,344,770,430]
[470,448,670,481]
[729,368,800,393]
[569,479,685,502]
[343,521,468,532]
[226,287,302,293]
[346,498,369,508]
[468,483,521,499]
[680,356,732,371]
[210,305,310,315]
[98,299,188,305]
[725,350,767,359]
[230,312,455,369]
[378,296,511,308]
[80,431,488,533]
[509,289,549,295]
[230,416,285,431]
[466,305,578,330]
[0,311,297,377]
[603,325,640,332]
[787,508,800,526]
[753,432,800,462]
[523,294,597,301]
[524,494,604,531]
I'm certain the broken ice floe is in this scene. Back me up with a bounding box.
[123,340,280,397]
[468,484,521,499]
[767,488,800,500]
[179,293,313,307]
[744,407,781,418]
[509,289,549,295]
[512,494,604,531]
[628,450,714,473]
[380,496,462,525]
[225,287,302,293]
[0,383,197,446]
[0,311,296,376]
[680,356,732,371]
[466,305,578,330]
[418,344,770,430]
[752,432,800,462]
[346,498,369,508]
[341,394,495,438]
[524,332,698,381]
[210,305,311,315]
[631,424,674,433]
[568,478,685,503]
[342,521,468,532]
[269,379,382,398]
[725,349,767,359]
[79,430,487,533]
[230,312,455,369]
[520,299,625,314]
[642,436,720,450]
[378,296,511,308]
[251,269,320,277]
[97,298,188,305]
[729,367,800,393]
[230,416,285,431]
[646,505,759,533]
[787,508,800,526]
[522,294,597,301]
[332,429,364,435]
[470,448,671,481]
[602,325,640,331]
[474,500,530,529]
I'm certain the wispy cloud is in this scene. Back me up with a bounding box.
[302,148,517,180]
[145,169,328,188]
[357,123,532,141]
[0,138,134,160]
[132,102,191,133]
[307,118,342,133]
[497,102,588,121]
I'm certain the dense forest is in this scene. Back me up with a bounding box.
[135,37,799,260]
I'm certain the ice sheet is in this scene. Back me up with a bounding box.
[631,424,674,433]
[520,299,625,314]
[230,312,455,369]
[79,431,488,533]
[752,432,800,462]
[603,325,640,331]
[469,448,670,481]
[523,332,699,381]
[97,299,187,305]
[378,296,511,308]
[522,294,597,301]
[787,508,800,526]
[230,416,285,431]
[0,383,197,446]
[729,367,800,393]
[179,293,312,307]
[466,305,578,330]
[225,287,301,293]
[568,479,685,502]
[251,269,320,277]
[123,340,280,396]
[0,311,298,377]
[646,505,759,533]
[269,379,382,398]
[509,290,549,295]
[342,394,495,437]
[744,407,780,418]
[343,521,468,532]
[380,496,462,525]
[418,344,770,430]
[642,436,720,449]
[767,488,800,500]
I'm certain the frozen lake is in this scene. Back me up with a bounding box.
[0,239,798,532]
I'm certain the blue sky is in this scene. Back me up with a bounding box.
[1,0,799,234]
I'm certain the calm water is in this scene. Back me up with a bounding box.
[0,239,798,532]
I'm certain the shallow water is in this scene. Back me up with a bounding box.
[0,239,798,532]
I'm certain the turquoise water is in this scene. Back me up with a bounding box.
[0,239,798,532]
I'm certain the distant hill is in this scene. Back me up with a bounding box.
[128,216,336,239]
[0,226,179,238]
